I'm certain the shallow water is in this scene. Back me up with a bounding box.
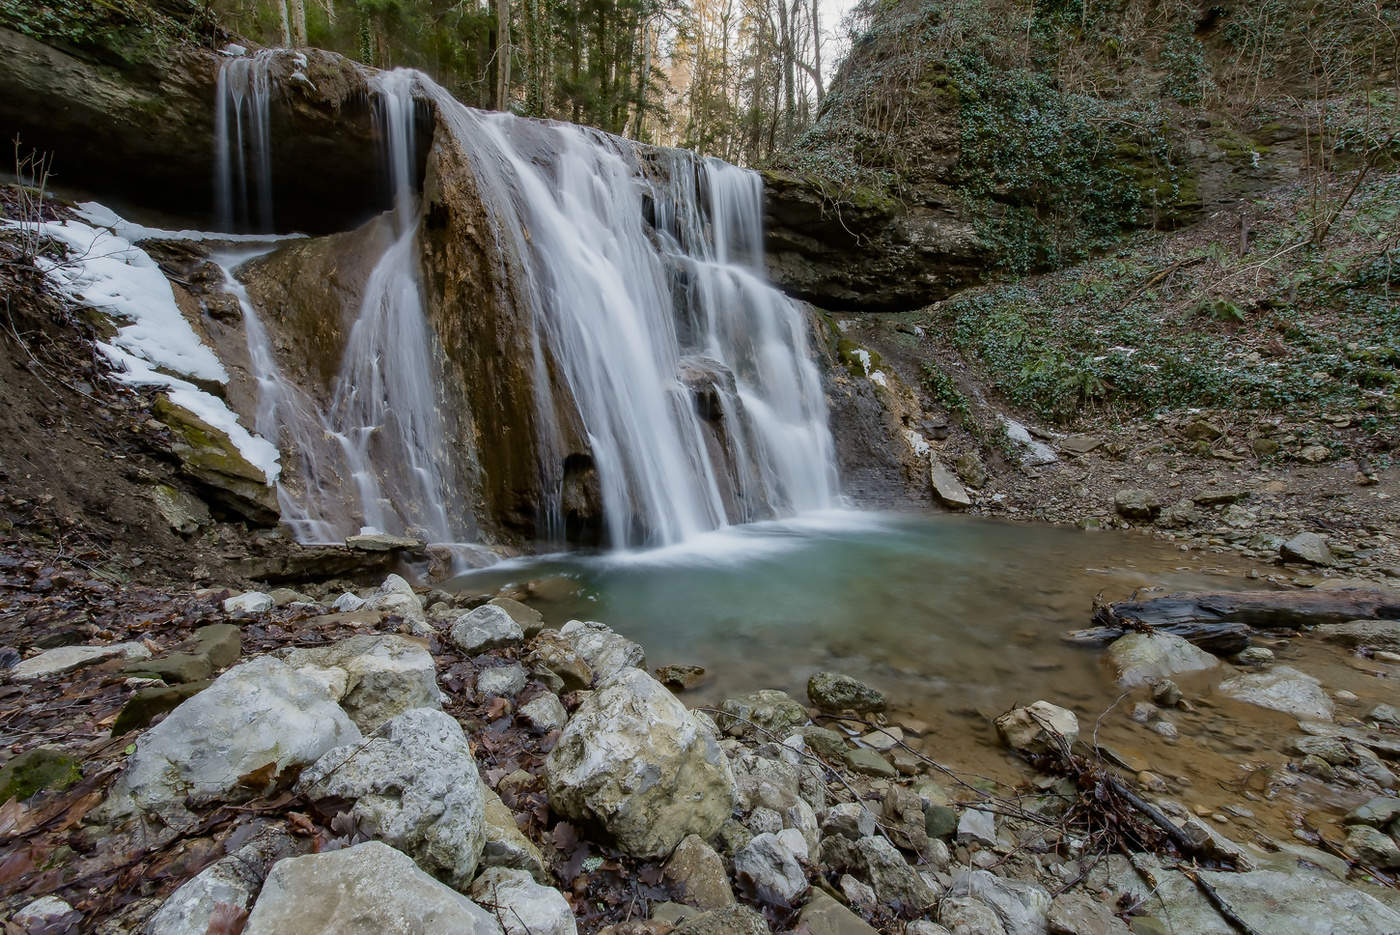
[452,510,1392,843]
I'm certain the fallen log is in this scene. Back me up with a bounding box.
[1092,589,1400,632]
[1062,620,1251,655]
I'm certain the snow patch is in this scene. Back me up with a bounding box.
[9,208,280,481]
[869,370,888,388]
[75,203,304,245]
[851,348,872,376]
[901,429,932,460]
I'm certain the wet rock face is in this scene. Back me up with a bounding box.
[0,30,395,234]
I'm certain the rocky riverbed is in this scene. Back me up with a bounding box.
[3,544,1400,934]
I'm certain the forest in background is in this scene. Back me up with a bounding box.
[210,0,841,164]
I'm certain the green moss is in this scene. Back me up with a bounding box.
[837,337,884,378]
[0,747,81,802]
[0,0,215,62]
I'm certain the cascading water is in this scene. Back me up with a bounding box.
[217,69,469,545]
[427,86,839,547]
[214,51,276,233]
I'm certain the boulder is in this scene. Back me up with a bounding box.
[478,663,528,698]
[243,842,503,934]
[530,630,593,690]
[99,656,361,829]
[1281,532,1334,566]
[299,708,486,888]
[279,635,439,731]
[489,597,546,637]
[470,867,576,935]
[10,642,150,679]
[664,834,735,909]
[1346,825,1400,868]
[717,689,808,739]
[363,574,429,634]
[145,827,298,935]
[734,831,808,906]
[1104,632,1219,688]
[1219,666,1334,721]
[451,605,525,653]
[153,396,278,523]
[806,672,887,713]
[819,835,935,915]
[797,890,881,935]
[479,780,548,880]
[1113,489,1160,521]
[545,667,736,857]
[930,458,973,508]
[224,591,275,615]
[995,701,1079,755]
[947,870,1050,935]
[560,620,645,682]
[520,693,568,733]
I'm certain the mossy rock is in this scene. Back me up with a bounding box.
[112,680,211,736]
[0,746,81,802]
[153,395,278,523]
[836,338,884,379]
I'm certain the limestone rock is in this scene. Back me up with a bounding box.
[11,642,150,679]
[995,701,1079,755]
[1104,632,1218,688]
[346,532,425,551]
[819,835,935,915]
[99,656,361,829]
[11,897,78,929]
[1346,825,1400,868]
[363,574,429,634]
[735,831,808,906]
[1219,665,1334,721]
[1281,532,1334,566]
[489,597,546,637]
[1346,796,1400,827]
[664,835,735,909]
[822,802,878,840]
[843,747,896,778]
[299,708,485,888]
[930,458,973,508]
[717,689,808,739]
[470,867,576,935]
[531,630,593,690]
[656,664,707,691]
[479,781,548,880]
[145,827,297,935]
[957,809,997,847]
[806,671,886,713]
[940,897,1008,935]
[1046,890,1130,935]
[279,635,439,731]
[1113,489,1160,520]
[148,483,211,535]
[154,395,278,523]
[1316,620,1400,653]
[520,693,568,733]
[669,905,771,935]
[113,680,211,736]
[797,890,880,935]
[452,605,525,653]
[947,870,1050,935]
[478,663,528,698]
[560,620,645,682]
[545,667,736,857]
[243,842,503,935]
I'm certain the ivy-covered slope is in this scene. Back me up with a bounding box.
[763,0,1398,310]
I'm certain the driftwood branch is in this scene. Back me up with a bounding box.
[1081,588,1400,640]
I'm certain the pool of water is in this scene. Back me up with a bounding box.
[451,510,1388,841]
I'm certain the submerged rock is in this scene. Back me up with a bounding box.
[299,708,486,888]
[1219,665,1334,721]
[243,841,503,935]
[99,656,361,831]
[1104,632,1219,687]
[546,667,736,857]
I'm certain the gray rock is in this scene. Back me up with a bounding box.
[1183,867,1400,934]
[299,708,486,888]
[489,597,546,637]
[806,671,886,713]
[957,809,997,846]
[223,591,274,615]
[1046,890,1130,935]
[1347,825,1400,868]
[1290,735,1351,764]
[1281,532,1334,566]
[530,630,593,690]
[664,834,735,909]
[822,802,878,840]
[1104,632,1218,688]
[747,805,784,835]
[948,870,1050,935]
[364,574,429,635]
[1219,665,1334,721]
[1346,796,1400,827]
[1370,703,1400,726]
[99,656,361,830]
[735,831,808,906]
[841,874,877,910]
[819,835,934,914]
[931,458,973,508]
[148,483,211,534]
[995,701,1079,755]
[1113,489,1160,520]
[452,605,525,653]
[144,828,297,935]
[545,667,736,857]
[243,841,503,935]
[1234,646,1274,667]
[12,896,78,928]
[520,693,568,733]
[477,663,528,698]
[906,924,953,935]
[560,620,645,682]
[843,747,895,778]
[345,532,425,551]
[1316,620,1400,652]
[11,642,150,679]
[796,890,880,934]
[717,689,808,739]
[469,867,576,935]
[279,635,439,732]
[798,726,848,760]
[479,781,547,880]
[939,896,1008,935]
[670,905,771,935]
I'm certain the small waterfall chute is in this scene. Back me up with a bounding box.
[214,50,277,233]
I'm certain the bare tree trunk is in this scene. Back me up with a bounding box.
[322,0,335,26]
[290,0,308,47]
[632,20,652,139]
[277,0,292,47]
[495,0,512,111]
[809,0,822,105]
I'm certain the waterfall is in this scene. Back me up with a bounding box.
[427,82,839,547]
[214,51,276,233]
